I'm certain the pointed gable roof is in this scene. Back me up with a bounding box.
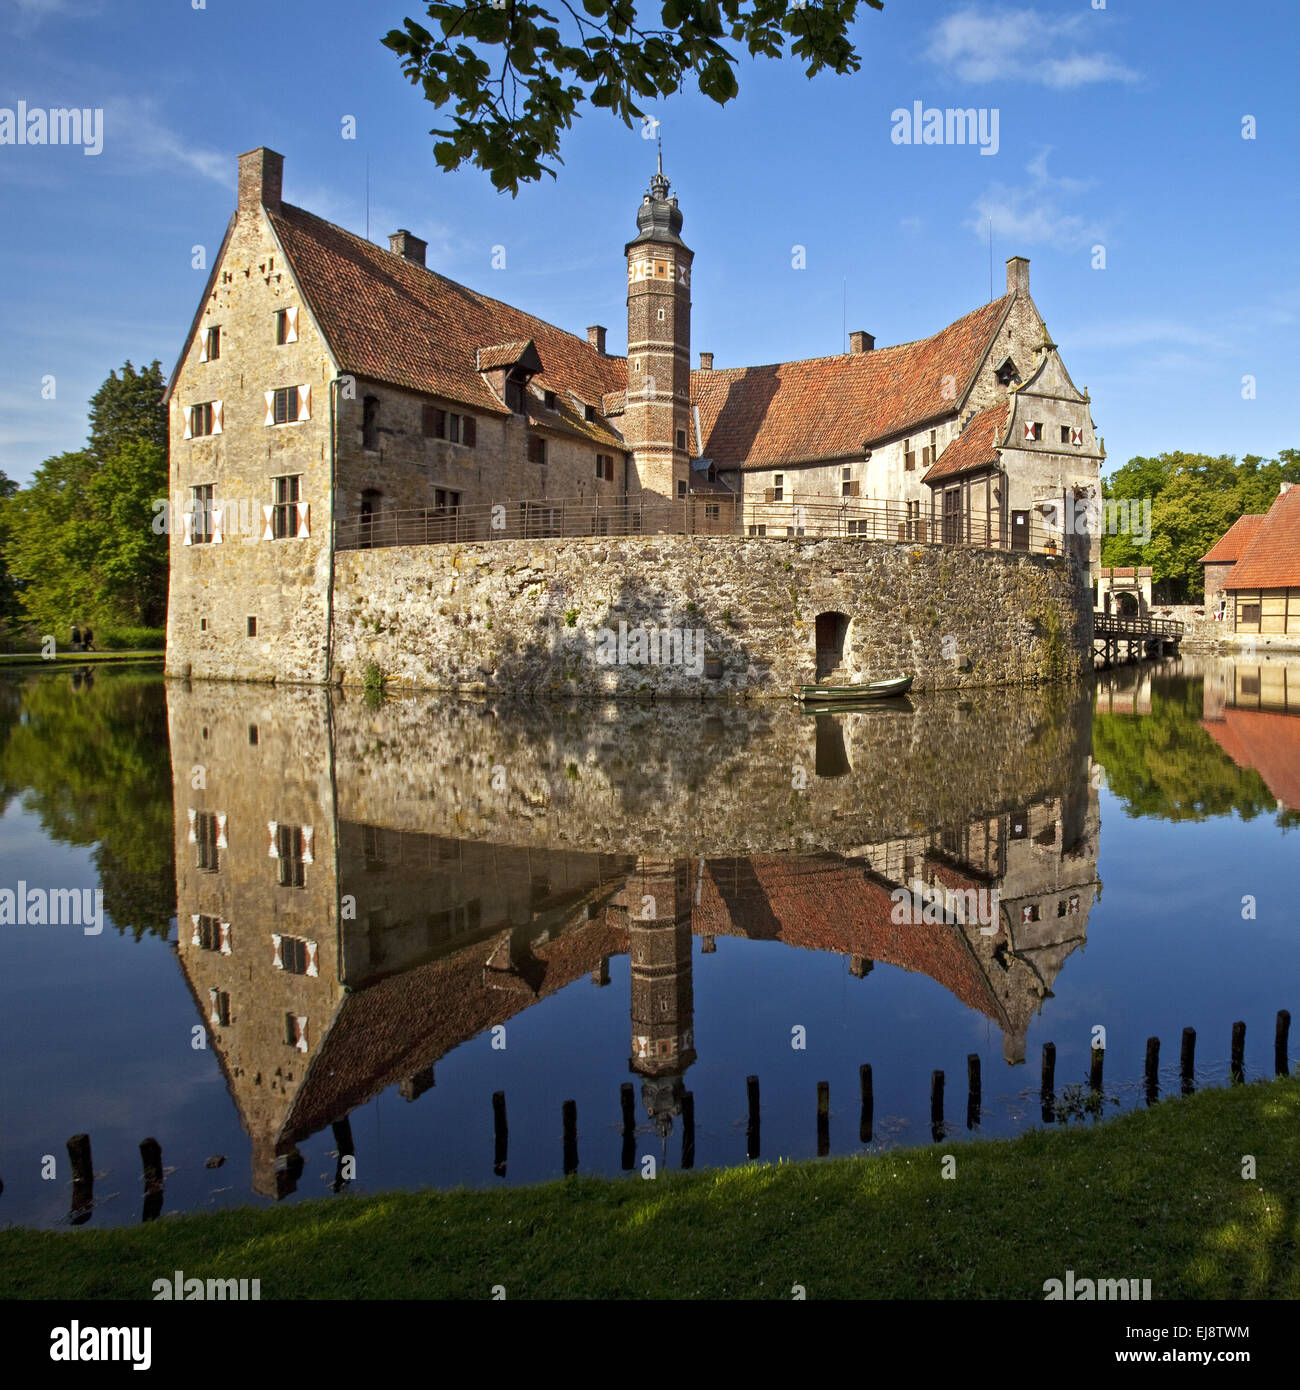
[691,295,1013,471]
[923,401,1009,485]
[1199,513,1266,566]
[267,202,626,417]
[1222,485,1300,589]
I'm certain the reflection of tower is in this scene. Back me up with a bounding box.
[626,857,696,1142]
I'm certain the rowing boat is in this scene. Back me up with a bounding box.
[797,675,914,702]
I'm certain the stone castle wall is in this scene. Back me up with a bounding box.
[331,533,1091,699]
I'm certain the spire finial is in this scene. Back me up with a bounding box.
[657,132,662,176]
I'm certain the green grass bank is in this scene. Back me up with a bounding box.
[3,1078,1297,1300]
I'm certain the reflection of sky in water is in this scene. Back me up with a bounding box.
[0,658,1296,1228]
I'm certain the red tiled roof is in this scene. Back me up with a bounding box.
[1201,710,1300,809]
[923,401,1009,484]
[691,296,1013,471]
[1222,487,1300,589]
[476,340,534,371]
[269,202,627,419]
[1199,514,1265,566]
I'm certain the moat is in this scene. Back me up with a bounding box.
[0,656,1296,1227]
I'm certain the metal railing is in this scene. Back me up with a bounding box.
[335,494,1075,557]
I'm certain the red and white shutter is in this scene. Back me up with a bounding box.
[1024,422,1036,441]
[293,1017,308,1052]
[262,505,275,541]
[271,933,284,969]
[301,826,314,863]
[267,821,279,857]
[191,913,202,946]
[182,509,194,546]
[264,391,275,427]
[208,989,222,1027]
[183,406,194,440]
[219,921,232,955]
[295,502,310,539]
[1071,426,1083,446]
[305,940,319,977]
[212,400,224,435]
[285,306,299,343]
[216,813,228,848]
[297,383,311,421]
[211,506,224,545]
[198,331,209,364]
[187,807,197,843]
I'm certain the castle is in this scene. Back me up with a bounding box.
[164,147,1102,687]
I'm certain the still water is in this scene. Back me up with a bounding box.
[0,658,1296,1227]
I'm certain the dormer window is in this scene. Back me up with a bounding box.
[995,356,1019,386]
[584,404,596,422]
[544,390,557,410]
[506,375,526,413]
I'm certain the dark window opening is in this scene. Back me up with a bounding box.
[677,479,687,498]
[272,386,299,425]
[543,390,557,410]
[274,309,291,345]
[195,811,220,873]
[198,914,222,952]
[676,428,687,450]
[1239,603,1261,626]
[527,435,547,464]
[280,935,309,974]
[246,616,257,637]
[248,725,259,745]
[1060,425,1072,444]
[422,404,444,438]
[362,395,380,451]
[814,611,850,680]
[191,484,214,543]
[276,824,306,889]
[204,326,221,360]
[190,402,215,437]
[284,1013,304,1046]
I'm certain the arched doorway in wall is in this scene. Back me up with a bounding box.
[359,489,382,548]
[814,611,850,680]
[1116,591,1138,617]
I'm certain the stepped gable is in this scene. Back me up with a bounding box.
[690,296,1012,470]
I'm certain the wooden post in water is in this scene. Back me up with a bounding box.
[1144,1037,1160,1106]
[966,1054,981,1130]
[930,1069,945,1142]
[1089,1044,1105,1095]
[140,1137,163,1222]
[562,1099,578,1176]
[682,1091,695,1170]
[620,1082,636,1172]
[1180,1027,1196,1095]
[859,1064,873,1144]
[492,1090,508,1177]
[1276,1010,1291,1077]
[816,1081,830,1156]
[745,1075,761,1160]
[1231,1020,1246,1084]
[1040,1042,1056,1123]
[68,1133,93,1224]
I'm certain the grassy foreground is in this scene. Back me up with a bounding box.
[4,1078,1298,1300]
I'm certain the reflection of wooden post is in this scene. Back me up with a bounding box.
[816,1082,830,1156]
[620,1083,636,1172]
[68,1134,93,1224]
[930,1070,945,1142]
[859,1064,873,1144]
[331,1118,355,1193]
[1040,1043,1056,1123]
[1180,1027,1196,1095]
[1144,1037,1160,1106]
[1277,1010,1291,1077]
[681,1092,695,1170]
[1089,1044,1105,1094]
[492,1091,508,1178]
[745,1075,760,1160]
[1231,1021,1246,1084]
[966,1054,981,1130]
[140,1137,163,1223]
[562,1099,578,1176]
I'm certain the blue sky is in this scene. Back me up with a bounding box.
[0,0,1296,485]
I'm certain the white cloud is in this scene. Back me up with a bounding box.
[967,148,1106,252]
[103,99,229,185]
[929,7,1139,88]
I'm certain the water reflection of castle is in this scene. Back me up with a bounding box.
[1201,660,1300,812]
[169,685,1099,1198]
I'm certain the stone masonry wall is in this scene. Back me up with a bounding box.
[331,534,1091,698]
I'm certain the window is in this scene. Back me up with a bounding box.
[195,811,220,873]
[1241,674,1261,695]
[211,991,231,1028]
[272,386,299,425]
[747,524,768,536]
[596,454,614,481]
[772,474,784,502]
[271,474,301,539]
[248,725,259,746]
[677,479,687,499]
[1239,603,1261,625]
[363,395,380,451]
[189,402,215,437]
[1021,904,1040,924]
[422,404,444,438]
[842,466,852,498]
[904,439,916,471]
[276,824,306,888]
[1025,421,1043,441]
[197,914,222,951]
[246,616,258,637]
[676,428,687,450]
[585,404,596,422]
[505,376,526,413]
[199,617,208,632]
[1060,424,1072,445]
[280,935,309,974]
[543,390,557,410]
[922,429,937,468]
[528,435,547,464]
[434,488,461,513]
[706,503,720,520]
[203,326,221,361]
[285,1013,305,1047]
[274,307,298,345]
[190,484,214,543]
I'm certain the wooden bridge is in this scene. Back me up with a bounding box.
[1093,612,1184,667]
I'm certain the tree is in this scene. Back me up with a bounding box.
[87,360,168,462]
[384,0,883,194]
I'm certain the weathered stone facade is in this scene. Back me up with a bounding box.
[332,533,1089,698]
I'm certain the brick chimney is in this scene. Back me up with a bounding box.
[699,351,713,370]
[1006,256,1030,296]
[848,331,874,354]
[587,325,607,353]
[389,229,427,266]
[238,147,283,216]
